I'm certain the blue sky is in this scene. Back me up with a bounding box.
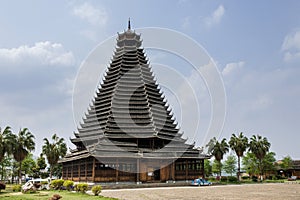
[0,0,300,160]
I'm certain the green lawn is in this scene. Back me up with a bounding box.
[0,186,117,200]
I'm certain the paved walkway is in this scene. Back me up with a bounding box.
[101,183,300,200]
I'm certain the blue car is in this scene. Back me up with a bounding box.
[191,178,212,186]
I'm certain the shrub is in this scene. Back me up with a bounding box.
[228,176,238,182]
[0,182,6,192]
[91,185,102,196]
[74,183,88,193]
[276,175,285,180]
[51,179,64,190]
[241,176,250,180]
[41,181,49,185]
[63,180,74,191]
[12,184,22,192]
[208,177,216,182]
[252,176,258,182]
[22,187,37,194]
[220,176,228,182]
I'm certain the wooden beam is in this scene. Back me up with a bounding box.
[201,159,205,178]
[66,164,68,179]
[71,162,73,181]
[172,162,175,181]
[136,158,140,184]
[92,158,95,182]
[78,161,81,181]
[116,159,119,183]
[185,160,188,180]
[85,159,87,181]
[62,164,64,179]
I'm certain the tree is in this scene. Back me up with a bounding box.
[51,164,63,178]
[21,153,37,178]
[204,159,212,177]
[0,126,13,181]
[0,126,13,163]
[11,160,19,184]
[249,135,270,180]
[212,159,222,176]
[229,132,248,181]
[37,154,47,171]
[42,134,67,178]
[36,153,48,178]
[210,138,229,176]
[0,156,12,181]
[242,151,276,179]
[11,128,35,184]
[223,154,237,176]
[262,152,276,176]
[206,137,217,155]
[280,156,293,172]
[242,152,259,177]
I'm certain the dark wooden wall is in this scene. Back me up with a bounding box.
[62,157,205,182]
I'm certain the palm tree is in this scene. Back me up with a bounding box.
[211,138,229,176]
[249,134,270,181]
[229,132,248,181]
[206,137,217,155]
[11,128,35,184]
[0,126,13,163]
[42,134,67,178]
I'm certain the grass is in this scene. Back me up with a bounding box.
[0,185,118,200]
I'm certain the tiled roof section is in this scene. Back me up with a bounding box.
[61,28,209,163]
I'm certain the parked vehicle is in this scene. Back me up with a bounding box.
[22,178,51,191]
[191,178,212,186]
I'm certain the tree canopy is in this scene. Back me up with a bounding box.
[42,134,67,178]
[249,134,271,180]
[11,128,35,184]
[223,154,237,176]
[229,132,248,180]
[0,126,13,162]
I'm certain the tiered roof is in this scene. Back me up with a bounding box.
[61,21,208,162]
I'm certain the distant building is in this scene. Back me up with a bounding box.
[60,20,209,183]
[276,160,300,179]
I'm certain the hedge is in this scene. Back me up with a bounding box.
[74,183,88,193]
[51,179,64,190]
[63,180,74,191]
[91,185,102,196]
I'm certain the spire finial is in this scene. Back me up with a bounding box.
[128,18,131,30]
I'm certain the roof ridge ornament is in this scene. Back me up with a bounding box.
[128,17,131,30]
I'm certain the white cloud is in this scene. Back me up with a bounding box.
[204,5,225,27]
[251,95,273,110]
[282,30,300,62]
[72,2,107,26]
[283,51,300,62]
[282,30,300,51]
[56,77,75,96]
[181,16,191,30]
[0,41,75,66]
[80,30,98,42]
[222,61,245,76]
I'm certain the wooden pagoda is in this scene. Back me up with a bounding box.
[60,20,209,183]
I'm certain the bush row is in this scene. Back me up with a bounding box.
[50,179,101,195]
[208,176,238,182]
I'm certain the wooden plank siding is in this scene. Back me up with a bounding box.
[62,157,205,183]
